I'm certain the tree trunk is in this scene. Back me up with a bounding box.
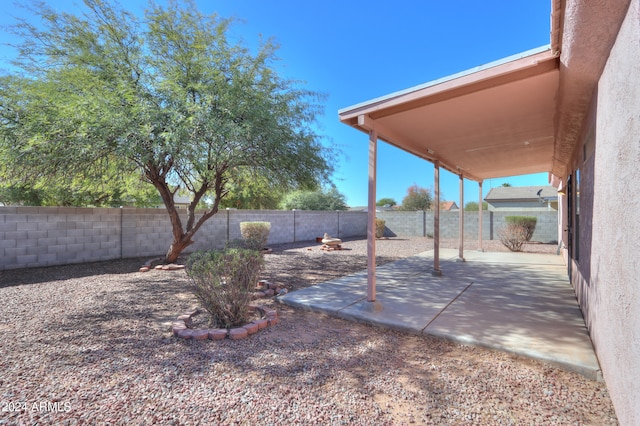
[165,237,194,263]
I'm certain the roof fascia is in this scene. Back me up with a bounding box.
[339,45,556,121]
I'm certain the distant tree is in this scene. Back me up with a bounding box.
[219,172,285,210]
[464,201,489,211]
[501,182,512,187]
[399,184,433,211]
[0,185,44,206]
[0,0,334,262]
[280,187,348,211]
[0,175,161,207]
[376,197,397,207]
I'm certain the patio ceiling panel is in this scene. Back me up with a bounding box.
[339,48,560,182]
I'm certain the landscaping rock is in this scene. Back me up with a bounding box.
[177,329,194,339]
[254,319,268,330]
[208,329,228,340]
[243,322,259,335]
[192,329,209,340]
[172,322,187,336]
[229,328,248,340]
[267,317,279,326]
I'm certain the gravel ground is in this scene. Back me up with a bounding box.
[0,237,618,425]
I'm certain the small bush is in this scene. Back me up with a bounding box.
[239,221,271,251]
[497,223,529,252]
[505,216,537,241]
[186,248,264,328]
[375,218,385,238]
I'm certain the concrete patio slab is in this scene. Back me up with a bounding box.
[425,263,600,379]
[278,249,602,380]
[338,276,472,335]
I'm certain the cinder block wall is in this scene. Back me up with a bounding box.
[228,210,296,245]
[377,211,426,237]
[338,212,368,238]
[377,210,557,243]
[1,206,557,270]
[0,207,370,270]
[0,207,122,270]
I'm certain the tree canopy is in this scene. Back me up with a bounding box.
[399,184,433,211]
[280,187,348,211]
[464,201,489,211]
[376,197,397,207]
[218,172,285,210]
[0,0,334,261]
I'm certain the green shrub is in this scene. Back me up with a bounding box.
[186,248,264,328]
[239,221,271,251]
[505,216,537,241]
[375,218,385,238]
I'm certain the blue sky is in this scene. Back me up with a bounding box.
[0,1,552,207]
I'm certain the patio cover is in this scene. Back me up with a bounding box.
[338,46,560,182]
[337,0,627,304]
[338,46,560,303]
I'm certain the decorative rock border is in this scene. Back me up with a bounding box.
[320,244,343,251]
[252,279,288,298]
[172,304,279,341]
[139,258,187,272]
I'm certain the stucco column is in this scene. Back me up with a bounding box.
[458,173,465,262]
[432,161,442,276]
[366,128,377,302]
[478,181,484,252]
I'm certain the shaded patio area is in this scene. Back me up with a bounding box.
[278,248,601,380]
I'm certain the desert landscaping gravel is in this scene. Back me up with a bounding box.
[0,237,618,425]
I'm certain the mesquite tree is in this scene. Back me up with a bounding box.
[0,0,333,262]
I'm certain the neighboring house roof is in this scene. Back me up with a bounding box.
[435,201,458,210]
[174,194,191,204]
[350,205,395,212]
[485,186,557,202]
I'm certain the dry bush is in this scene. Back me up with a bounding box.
[505,216,537,241]
[375,218,386,238]
[186,248,264,328]
[497,223,529,252]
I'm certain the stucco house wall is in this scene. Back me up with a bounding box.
[571,2,640,423]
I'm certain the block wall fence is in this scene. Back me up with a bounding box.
[376,210,559,243]
[0,207,557,270]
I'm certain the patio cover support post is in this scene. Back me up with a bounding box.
[458,173,465,262]
[367,128,377,302]
[478,181,484,252]
[432,161,442,276]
